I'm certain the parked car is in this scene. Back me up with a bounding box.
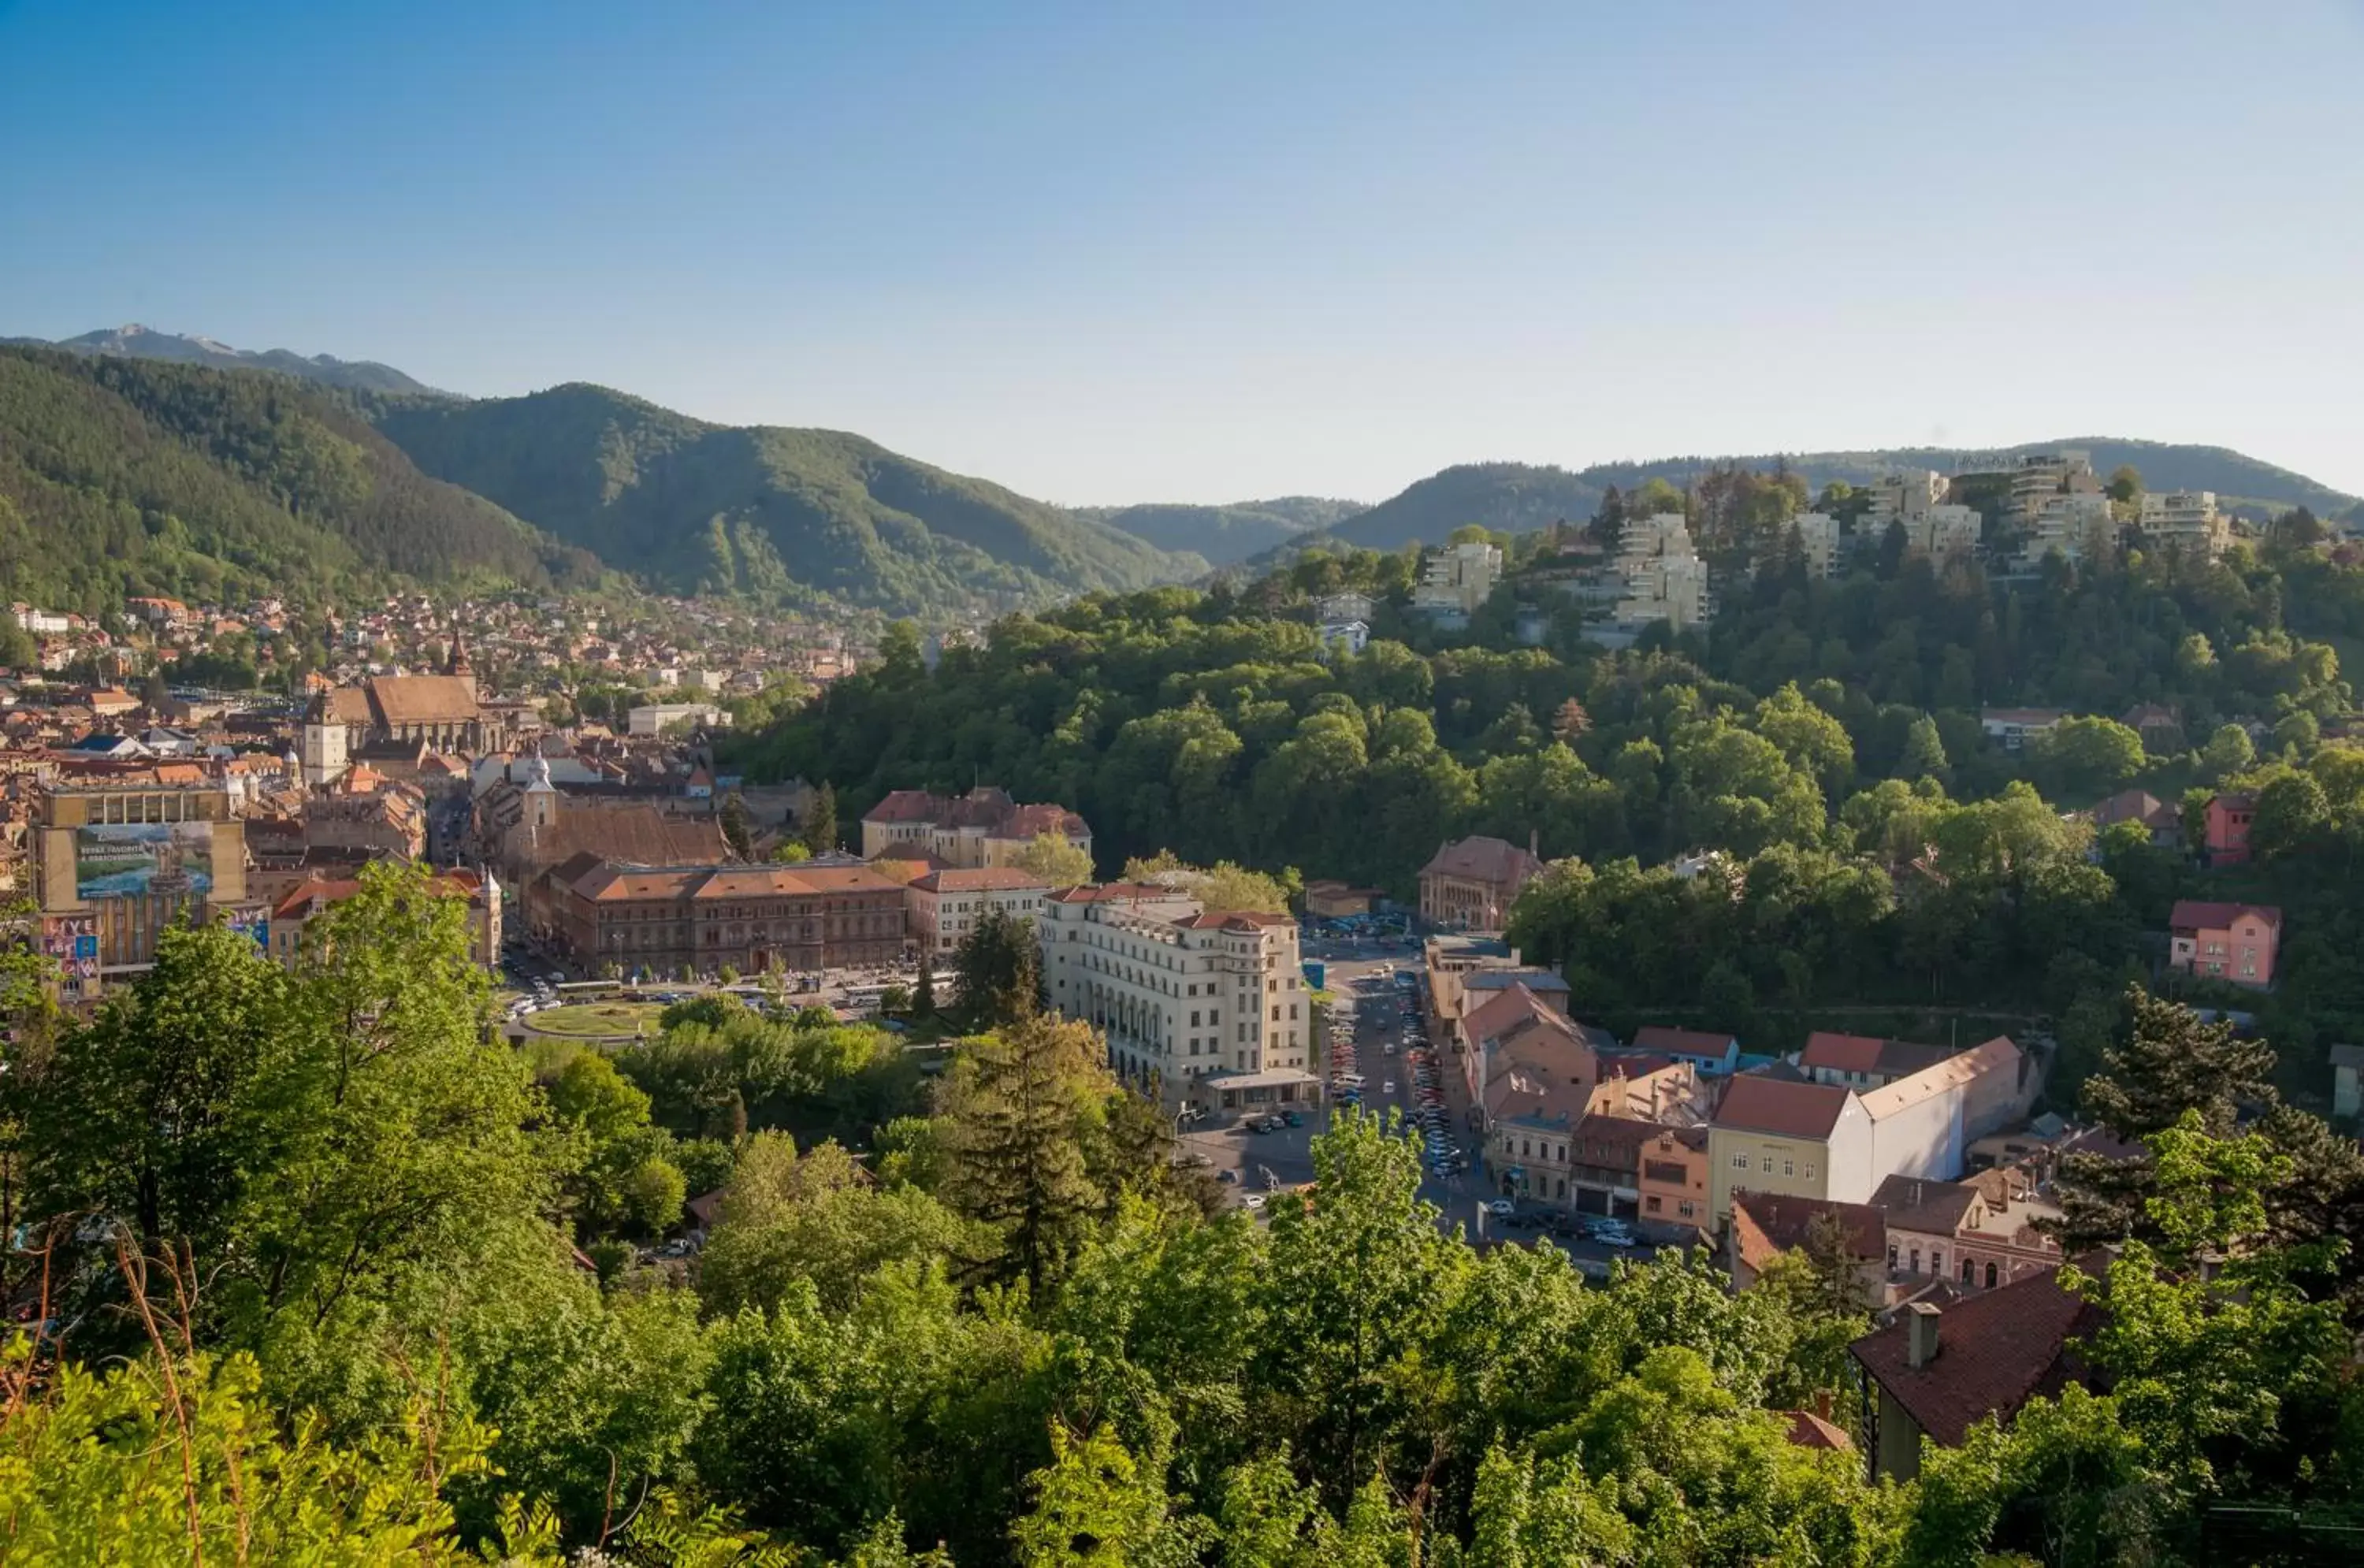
[1485,1198,1515,1218]
[1591,1221,1638,1249]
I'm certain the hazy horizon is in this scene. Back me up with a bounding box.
[6,2,2359,504]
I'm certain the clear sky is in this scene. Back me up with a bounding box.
[4,1,2360,504]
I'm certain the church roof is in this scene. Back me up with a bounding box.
[367,674,481,727]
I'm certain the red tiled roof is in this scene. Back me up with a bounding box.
[2169,899,2281,933]
[1713,1074,1855,1139]
[1419,834,1543,886]
[909,868,1053,893]
[1850,1269,2102,1448]
[1784,1410,1853,1451]
[1798,1031,1886,1075]
[1631,1025,1738,1056]
[1729,1191,1886,1269]
[863,788,942,824]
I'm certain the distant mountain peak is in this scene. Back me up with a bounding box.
[17,323,447,397]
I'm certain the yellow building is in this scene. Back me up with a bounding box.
[1705,1075,1872,1224]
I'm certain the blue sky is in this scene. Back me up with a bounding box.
[4,1,2360,503]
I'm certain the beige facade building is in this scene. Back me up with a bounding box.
[906,866,1054,954]
[1411,541,1504,620]
[1037,883,1314,1112]
[1707,1076,1873,1224]
[860,786,1091,870]
[2137,489,2228,558]
[1614,513,1712,633]
[1417,835,1544,931]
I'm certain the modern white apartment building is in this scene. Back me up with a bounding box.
[1037,883,1318,1112]
[1411,541,1504,622]
[905,867,1054,954]
[2016,492,2114,568]
[1615,513,1712,632]
[1791,511,1843,578]
[1864,470,1947,527]
[2138,490,2228,559]
[1905,503,1983,561]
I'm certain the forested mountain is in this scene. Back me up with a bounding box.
[4,323,442,395]
[365,384,1209,614]
[1298,441,2361,557]
[0,346,600,612]
[1072,496,1363,564]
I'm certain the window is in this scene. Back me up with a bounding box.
[1761,1155,1775,1173]
[1909,1248,1920,1273]
[1678,1200,1696,1218]
[1645,1195,1661,1213]
[1804,1164,1816,1180]
[1887,1245,1898,1269]
[1782,1158,1794,1178]
[1985,1261,1998,1288]
[1190,1010,1200,1027]
[1731,1153,1749,1170]
[1961,1258,1975,1284]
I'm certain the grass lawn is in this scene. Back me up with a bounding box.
[523,1001,666,1039]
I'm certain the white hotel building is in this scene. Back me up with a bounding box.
[1037,884,1319,1113]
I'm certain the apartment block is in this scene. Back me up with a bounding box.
[2137,490,2228,558]
[1411,541,1504,623]
[906,866,1054,954]
[1037,882,1315,1112]
[1613,513,1712,633]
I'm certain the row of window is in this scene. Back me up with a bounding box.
[1730,1150,1817,1181]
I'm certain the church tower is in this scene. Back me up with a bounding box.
[300,689,348,789]
[446,620,478,702]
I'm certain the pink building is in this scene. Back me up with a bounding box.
[2204,792,2255,864]
[2168,899,2281,988]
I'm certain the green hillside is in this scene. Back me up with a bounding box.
[367,384,1209,613]
[0,346,597,613]
[1317,462,1603,552]
[1311,441,2358,556]
[1077,496,1362,565]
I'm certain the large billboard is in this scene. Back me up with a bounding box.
[74,821,214,901]
[41,914,98,981]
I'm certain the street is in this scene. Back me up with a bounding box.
[1184,942,1667,1274]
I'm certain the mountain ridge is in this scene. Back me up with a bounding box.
[2,324,445,396]
[359,382,1209,615]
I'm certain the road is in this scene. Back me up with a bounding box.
[1183,939,1664,1273]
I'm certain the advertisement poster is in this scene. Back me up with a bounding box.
[224,905,269,953]
[74,820,214,900]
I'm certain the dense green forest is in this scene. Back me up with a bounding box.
[0,346,600,613]
[732,525,2364,1100]
[362,384,1210,615]
[5,868,2359,1562]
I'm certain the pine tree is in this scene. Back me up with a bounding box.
[2054,986,2277,1249]
[1550,697,1592,745]
[801,782,838,854]
[952,905,1042,1029]
[913,953,936,1019]
[939,1010,1108,1294]
[1898,713,1950,783]
[719,791,753,860]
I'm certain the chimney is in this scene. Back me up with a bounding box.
[1905,1302,1941,1369]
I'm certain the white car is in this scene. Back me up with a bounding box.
[1382,1080,1396,1095]
[1485,1198,1515,1218]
